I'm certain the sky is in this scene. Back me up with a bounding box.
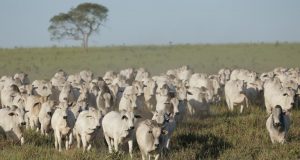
[0,0,300,48]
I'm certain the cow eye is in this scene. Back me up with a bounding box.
[283,93,288,96]
[148,130,152,134]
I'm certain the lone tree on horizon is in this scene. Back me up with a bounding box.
[48,3,108,49]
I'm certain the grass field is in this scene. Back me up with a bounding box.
[0,43,300,159]
[0,43,300,80]
[0,106,300,160]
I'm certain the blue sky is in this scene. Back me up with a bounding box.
[0,0,299,48]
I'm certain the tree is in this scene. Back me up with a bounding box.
[48,3,108,49]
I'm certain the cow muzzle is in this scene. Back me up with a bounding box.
[274,122,281,127]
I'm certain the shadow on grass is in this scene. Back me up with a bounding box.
[175,133,232,159]
[24,130,54,147]
[211,105,264,119]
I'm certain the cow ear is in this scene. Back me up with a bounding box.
[34,102,41,108]
[121,115,128,120]
[8,112,15,116]
[68,102,74,107]
[162,129,168,135]
[167,112,172,117]
[134,115,142,119]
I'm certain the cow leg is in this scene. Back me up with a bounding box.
[240,104,244,113]
[76,133,81,148]
[154,154,160,160]
[82,135,87,152]
[229,101,234,112]
[87,144,92,151]
[56,131,62,152]
[110,138,115,148]
[166,138,171,149]
[113,138,119,152]
[270,135,275,144]
[225,97,230,110]
[68,132,73,147]
[187,103,193,115]
[104,134,112,153]
[141,151,146,160]
[35,119,40,132]
[128,139,133,158]
[54,131,58,150]
[65,137,69,150]
[30,119,35,130]
[245,96,249,108]
[20,137,24,145]
[40,124,45,135]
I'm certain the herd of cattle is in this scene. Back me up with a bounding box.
[0,66,298,159]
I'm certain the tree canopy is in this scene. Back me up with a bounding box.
[48,3,108,49]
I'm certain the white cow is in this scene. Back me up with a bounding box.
[24,95,42,130]
[38,100,56,135]
[50,69,67,91]
[32,80,52,100]
[0,106,26,145]
[1,84,22,108]
[67,74,82,88]
[14,72,30,85]
[244,80,264,106]
[119,86,138,112]
[59,83,76,104]
[136,119,168,160]
[102,110,141,157]
[103,71,117,85]
[79,70,93,83]
[266,105,290,144]
[74,108,102,151]
[135,68,150,82]
[51,102,75,152]
[218,68,231,85]
[186,87,210,116]
[224,80,248,113]
[71,100,88,119]
[119,68,135,84]
[264,78,295,114]
[151,110,176,149]
[230,69,257,83]
[96,87,113,115]
[143,78,157,111]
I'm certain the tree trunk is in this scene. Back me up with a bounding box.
[82,33,89,51]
